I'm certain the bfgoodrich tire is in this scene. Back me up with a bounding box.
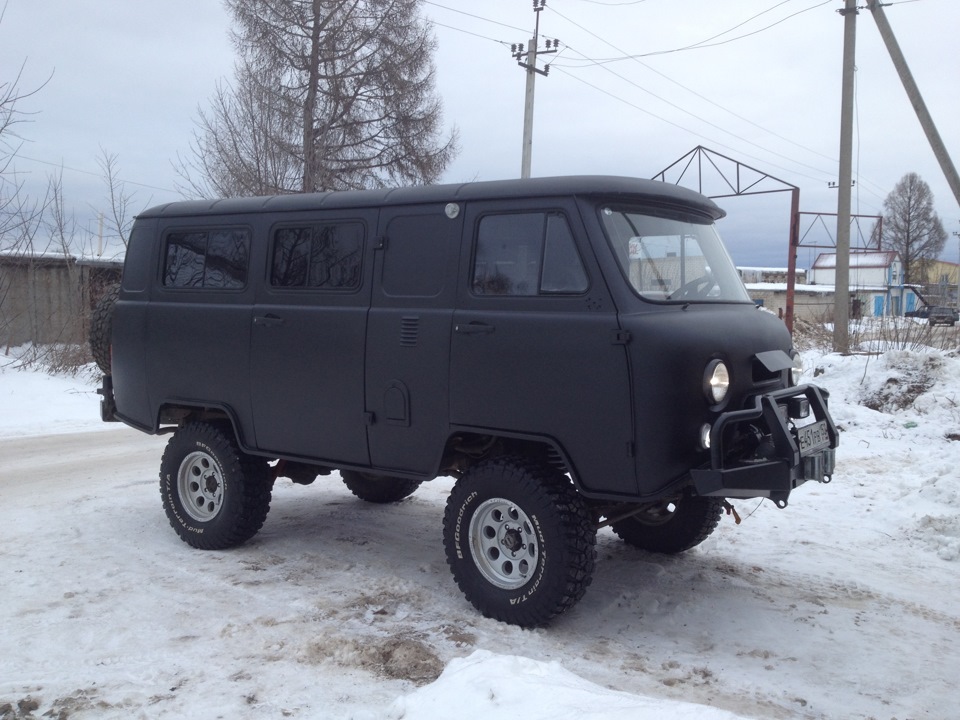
[340,470,422,503]
[89,284,119,375]
[442,456,596,627]
[611,492,723,554]
[160,422,272,550]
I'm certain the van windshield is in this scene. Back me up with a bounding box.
[599,205,751,303]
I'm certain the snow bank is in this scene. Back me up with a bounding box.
[805,347,960,562]
[0,356,106,437]
[386,650,750,720]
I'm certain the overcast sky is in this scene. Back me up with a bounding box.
[1,0,958,267]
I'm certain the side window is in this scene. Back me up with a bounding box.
[271,222,363,290]
[163,228,249,289]
[541,213,589,293]
[472,212,587,296]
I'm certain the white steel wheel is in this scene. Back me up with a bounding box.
[177,450,225,522]
[468,497,539,590]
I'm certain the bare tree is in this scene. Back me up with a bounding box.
[95,147,136,249]
[1,69,48,246]
[875,173,947,284]
[178,0,457,197]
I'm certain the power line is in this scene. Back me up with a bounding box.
[571,0,648,5]
[665,0,795,53]
[552,63,841,186]
[648,0,834,56]
[430,20,510,47]
[545,4,845,174]
[421,1,529,35]
[560,43,837,183]
[8,153,177,194]
[555,0,833,62]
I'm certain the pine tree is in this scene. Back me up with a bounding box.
[179,0,457,197]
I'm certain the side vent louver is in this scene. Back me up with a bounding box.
[400,316,420,347]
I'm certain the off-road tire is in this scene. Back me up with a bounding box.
[89,284,119,375]
[160,421,272,550]
[340,470,422,503]
[442,456,596,627]
[611,492,723,554]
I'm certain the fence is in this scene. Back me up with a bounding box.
[0,253,122,350]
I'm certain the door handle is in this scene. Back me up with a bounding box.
[253,314,285,327]
[455,322,494,335]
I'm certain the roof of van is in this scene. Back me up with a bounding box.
[137,175,725,221]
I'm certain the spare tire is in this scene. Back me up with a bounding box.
[90,284,119,375]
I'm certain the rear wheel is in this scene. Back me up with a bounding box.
[340,470,422,503]
[160,422,272,549]
[611,492,723,554]
[442,456,596,627]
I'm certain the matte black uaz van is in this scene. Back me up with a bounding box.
[96,176,838,627]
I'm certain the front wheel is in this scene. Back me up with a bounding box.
[442,456,596,627]
[340,470,422,503]
[160,422,272,550]
[611,492,723,554]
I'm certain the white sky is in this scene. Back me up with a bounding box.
[1,0,958,267]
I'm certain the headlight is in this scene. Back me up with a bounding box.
[704,360,730,405]
[791,353,804,385]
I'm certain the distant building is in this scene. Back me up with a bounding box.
[809,251,921,317]
[740,266,833,323]
[739,252,925,322]
[920,259,959,306]
[738,267,806,285]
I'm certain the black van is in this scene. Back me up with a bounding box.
[96,176,837,627]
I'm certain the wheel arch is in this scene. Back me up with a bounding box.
[156,402,253,449]
[440,428,582,488]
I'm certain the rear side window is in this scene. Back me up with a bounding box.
[271,222,364,290]
[472,212,588,296]
[163,228,250,289]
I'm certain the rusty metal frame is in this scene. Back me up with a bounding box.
[654,146,802,331]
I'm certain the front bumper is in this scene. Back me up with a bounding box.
[690,384,838,507]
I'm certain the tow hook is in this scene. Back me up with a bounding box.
[723,500,742,525]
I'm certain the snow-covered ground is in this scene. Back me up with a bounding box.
[2,341,959,719]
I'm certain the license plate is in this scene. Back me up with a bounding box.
[797,420,830,453]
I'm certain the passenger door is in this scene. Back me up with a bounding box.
[364,205,463,475]
[147,221,257,442]
[449,201,638,497]
[249,212,375,465]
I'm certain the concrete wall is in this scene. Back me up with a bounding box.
[0,255,121,349]
[750,290,836,323]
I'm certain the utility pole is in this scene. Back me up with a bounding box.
[512,0,558,179]
[954,225,960,305]
[834,0,858,354]
[867,1,960,209]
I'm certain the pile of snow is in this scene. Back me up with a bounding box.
[387,650,747,720]
[2,343,959,719]
[806,347,960,561]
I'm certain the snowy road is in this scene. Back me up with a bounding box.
[2,405,958,719]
